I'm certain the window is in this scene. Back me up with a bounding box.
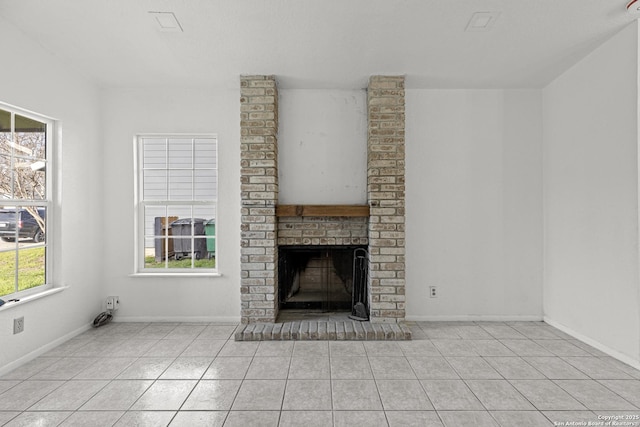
[136,135,217,273]
[0,103,53,298]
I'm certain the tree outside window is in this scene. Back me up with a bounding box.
[0,105,51,297]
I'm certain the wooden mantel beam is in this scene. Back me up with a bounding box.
[275,204,370,217]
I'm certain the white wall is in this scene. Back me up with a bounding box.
[102,87,546,323]
[0,17,103,372]
[101,88,241,322]
[405,89,543,320]
[543,22,640,364]
[278,90,367,204]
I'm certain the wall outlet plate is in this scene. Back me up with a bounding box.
[106,296,120,310]
[429,286,437,298]
[13,317,24,334]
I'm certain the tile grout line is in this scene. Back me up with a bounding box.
[167,328,221,425]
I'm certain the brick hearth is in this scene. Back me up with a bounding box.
[234,320,412,341]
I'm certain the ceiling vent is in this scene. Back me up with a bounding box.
[465,12,501,32]
[149,12,183,32]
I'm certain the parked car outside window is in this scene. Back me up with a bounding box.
[0,208,45,243]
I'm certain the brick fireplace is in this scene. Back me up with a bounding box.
[240,75,406,324]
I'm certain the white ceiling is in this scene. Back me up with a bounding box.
[0,0,635,89]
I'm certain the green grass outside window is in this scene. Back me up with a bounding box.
[0,247,45,297]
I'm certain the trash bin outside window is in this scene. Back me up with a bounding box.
[205,219,216,258]
[154,216,178,262]
[170,218,208,260]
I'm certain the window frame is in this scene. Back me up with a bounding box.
[134,133,218,275]
[0,102,55,299]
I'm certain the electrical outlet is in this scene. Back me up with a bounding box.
[106,296,120,310]
[429,286,437,298]
[13,317,24,334]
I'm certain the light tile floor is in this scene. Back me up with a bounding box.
[1,321,640,426]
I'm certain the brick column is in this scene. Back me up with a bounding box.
[240,75,278,324]
[367,76,406,323]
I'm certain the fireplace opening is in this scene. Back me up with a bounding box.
[278,245,368,318]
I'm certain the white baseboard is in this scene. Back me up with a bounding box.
[0,323,91,377]
[406,314,544,322]
[544,316,640,371]
[112,316,241,323]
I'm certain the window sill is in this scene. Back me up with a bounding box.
[129,272,222,278]
[0,286,68,313]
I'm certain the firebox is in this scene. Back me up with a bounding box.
[278,245,368,316]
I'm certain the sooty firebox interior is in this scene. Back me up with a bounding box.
[278,245,368,314]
